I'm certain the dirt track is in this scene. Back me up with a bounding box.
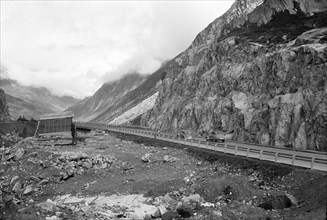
[0,130,326,220]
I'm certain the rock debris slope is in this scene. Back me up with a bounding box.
[0,88,11,122]
[109,92,159,126]
[144,0,327,151]
[91,64,166,124]
[3,130,325,220]
[66,73,145,122]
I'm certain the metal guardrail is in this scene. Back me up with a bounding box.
[76,122,327,172]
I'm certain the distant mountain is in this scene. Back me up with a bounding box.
[91,65,167,124]
[66,73,146,122]
[0,66,80,119]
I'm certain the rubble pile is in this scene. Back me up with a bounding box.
[0,132,22,148]
[29,192,229,220]
[54,153,117,178]
[1,137,37,163]
[141,153,178,164]
[0,130,325,220]
[0,136,120,217]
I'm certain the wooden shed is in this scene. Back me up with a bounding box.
[36,112,74,135]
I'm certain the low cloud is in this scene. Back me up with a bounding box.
[1,1,233,99]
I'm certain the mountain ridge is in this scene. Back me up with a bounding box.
[0,66,80,119]
[91,64,167,123]
[66,73,146,122]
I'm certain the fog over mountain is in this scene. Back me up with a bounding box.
[2,0,326,153]
[0,1,233,99]
[74,0,326,152]
[66,73,146,122]
[0,65,80,119]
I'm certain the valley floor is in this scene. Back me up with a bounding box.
[0,130,326,220]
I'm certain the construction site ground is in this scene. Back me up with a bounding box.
[0,129,326,220]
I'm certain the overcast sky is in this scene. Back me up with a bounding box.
[1,1,233,99]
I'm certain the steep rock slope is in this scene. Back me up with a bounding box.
[109,92,159,125]
[92,65,166,124]
[67,73,145,122]
[145,0,327,151]
[0,66,80,119]
[0,88,11,122]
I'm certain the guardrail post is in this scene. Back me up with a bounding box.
[206,141,208,149]
[235,146,238,155]
[224,144,227,153]
[311,158,315,169]
[260,150,263,160]
[275,152,278,162]
[292,155,295,165]
[246,148,249,158]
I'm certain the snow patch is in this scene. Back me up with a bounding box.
[109,92,159,125]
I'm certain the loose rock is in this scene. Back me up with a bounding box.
[161,211,179,220]
[23,185,33,195]
[163,155,178,163]
[12,181,22,193]
[285,192,298,206]
[142,153,151,163]
[177,203,193,217]
[36,199,57,213]
[46,215,59,220]
[14,148,25,160]
[10,175,19,184]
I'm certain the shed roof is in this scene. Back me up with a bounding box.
[39,111,74,120]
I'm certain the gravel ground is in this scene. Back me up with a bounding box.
[0,129,326,220]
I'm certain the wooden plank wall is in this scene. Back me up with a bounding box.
[38,117,72,134]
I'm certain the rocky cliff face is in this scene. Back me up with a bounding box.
[146,0,327,151]
[0,88,11,122]
[67,73,146,122]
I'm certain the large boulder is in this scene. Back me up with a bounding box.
[35,199,58,213]
[14,148,25,161]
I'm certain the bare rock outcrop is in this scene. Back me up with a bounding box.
[0,88,11,122]
[146,0,327,151]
